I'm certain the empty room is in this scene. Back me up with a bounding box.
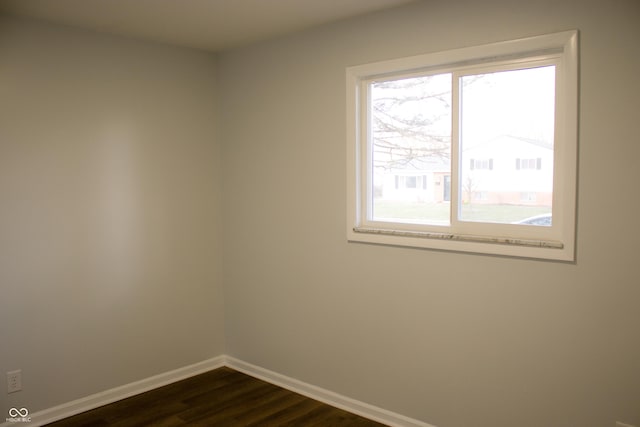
[1,0,639,426]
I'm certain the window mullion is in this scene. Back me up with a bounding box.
[362,80,373,223]
[450,72,462,230]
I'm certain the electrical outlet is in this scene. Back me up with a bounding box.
[7,370,22,393]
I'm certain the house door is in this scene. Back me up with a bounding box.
[443,175,451,201]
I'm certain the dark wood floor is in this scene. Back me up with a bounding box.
[45,367,388,426]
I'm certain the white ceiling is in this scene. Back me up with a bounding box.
[0,0,418,52]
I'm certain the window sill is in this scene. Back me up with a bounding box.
[349,227,572,261]
[353,226,563,248]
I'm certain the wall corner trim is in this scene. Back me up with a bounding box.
[6,355,434,427]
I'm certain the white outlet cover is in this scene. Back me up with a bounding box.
[7,370,22,393]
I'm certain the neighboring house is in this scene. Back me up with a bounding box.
[374,154,451,203]
[375,135,553,206]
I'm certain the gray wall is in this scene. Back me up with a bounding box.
[0,17,225,413]
[1,0,639,426]
[219,0,640,426]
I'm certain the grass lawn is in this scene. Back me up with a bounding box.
[373,200,550,223]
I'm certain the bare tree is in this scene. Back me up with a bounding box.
[371,75,485,171]
[371,76,451,171]
[462,173,480,205]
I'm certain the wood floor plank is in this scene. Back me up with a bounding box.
[229,389,310,425]
[108,400,189,427]
[188,386,296,425]
[280,405,335,427]
[243,398,323,426]
[44,367,388,427]
[178,377,273,422]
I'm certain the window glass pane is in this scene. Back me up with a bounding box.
[459,66,555,225]
[370,73,452,225]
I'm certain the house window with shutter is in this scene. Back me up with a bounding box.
[470,159,493,170]
[517,158,542,170]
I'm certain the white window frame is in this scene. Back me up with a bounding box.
[346,31,578,261]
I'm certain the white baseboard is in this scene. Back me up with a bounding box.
[4,355,434,427]
[6,356,225,427]
[225,356,435,427]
